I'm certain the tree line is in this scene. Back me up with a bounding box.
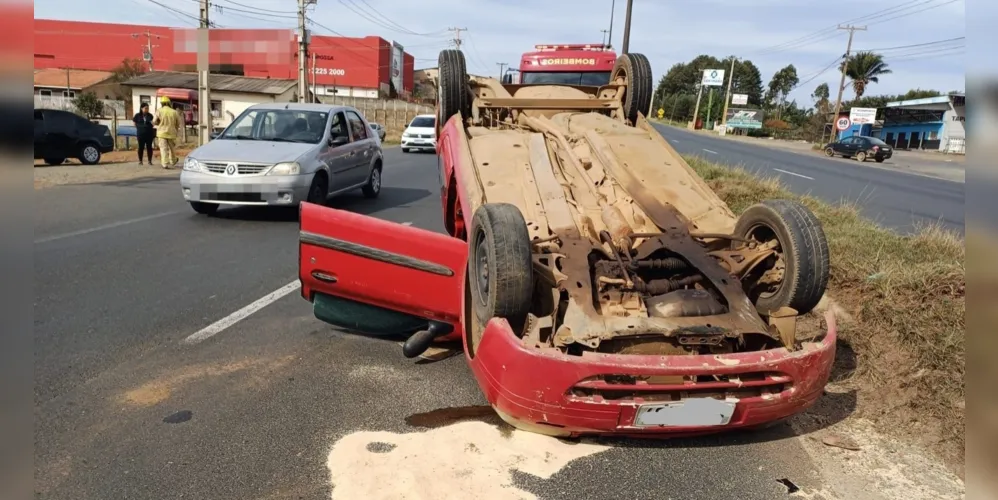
[652,51,957,141]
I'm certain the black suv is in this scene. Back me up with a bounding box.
[34,109,115,165]
[822,135,893,163]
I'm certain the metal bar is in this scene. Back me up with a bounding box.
[299,231,455,277]
[479,98,620,109]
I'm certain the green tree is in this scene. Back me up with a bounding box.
[73,91,104,119]
[840,51,891,98]
[765,64,799,120]
[108,58,147,101]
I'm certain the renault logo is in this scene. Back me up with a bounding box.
[226,164,237,175]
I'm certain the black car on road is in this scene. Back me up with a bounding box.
[34,109,115,165]
[823,135,893,163]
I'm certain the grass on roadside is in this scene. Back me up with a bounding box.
[685,155,966,467]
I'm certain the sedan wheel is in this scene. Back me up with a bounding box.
[824,147,834,157]
[80,144,101,165]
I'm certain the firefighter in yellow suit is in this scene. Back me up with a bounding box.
[153,96,181,169]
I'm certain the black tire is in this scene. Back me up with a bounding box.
[467,203,533,352]
[610,53,653,126]
[437,49,469,132]
[306,172,328,205]
[856,151,867,162]
[79,143,101,165]
[189,201,218,215]
[362,164,382,198]
[823,147,834,157]
[401,147,409,153]
[44,157,65,166]
[875,158,885,163]
[734,199,829,316]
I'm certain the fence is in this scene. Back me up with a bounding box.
[34,95,126,118]
[319,96,434,139]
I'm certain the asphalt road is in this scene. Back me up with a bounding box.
[33,148,841,500]
[652,124,965,235]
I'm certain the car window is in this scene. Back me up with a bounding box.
[841,137,857,144]
[409,116,435,128]
[330,112,349,141]
[866,137,888,146]
[346,111,368,140]
[46,111,77,133]
[219,109,328,144]
[34,110,43,121]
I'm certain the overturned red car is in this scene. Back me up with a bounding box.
[298,49,836,437]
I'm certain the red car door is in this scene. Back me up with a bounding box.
[298,202,468,344]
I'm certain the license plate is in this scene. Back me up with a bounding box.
[634,399,736,427]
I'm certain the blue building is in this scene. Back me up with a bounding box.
[878,94,965,153]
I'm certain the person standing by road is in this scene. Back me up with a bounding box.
[152,96,181,169]
[132,102,155,165]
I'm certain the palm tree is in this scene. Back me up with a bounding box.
[839,51,892,98]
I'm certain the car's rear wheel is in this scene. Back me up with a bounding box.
[44,157,65,166]
[79,143,101,165]
[362,164,382,198]
[190,201,219,215]
[437,49,469,134]
[856,151,867,162]
[610,53,653,126]
[466,203,533,357]
[734,199,829,316]
[875,157,885,163]
[823,147,834,157]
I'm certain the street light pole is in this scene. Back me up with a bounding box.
[621,0,633,53]
[607,0,616,48]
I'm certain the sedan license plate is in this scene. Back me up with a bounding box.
[634,398,736,427]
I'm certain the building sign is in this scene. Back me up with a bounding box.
[702,69,725,87]
[309,67,346,76]
[539,58,598,65]
[390,41,404,93]
[725,109,763,129]
[731,93,748,105]
[849,107,877,125]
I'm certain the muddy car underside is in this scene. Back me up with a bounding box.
[438,51,830,359]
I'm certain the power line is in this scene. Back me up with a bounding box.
[791,55,844,91]
[216,0,296,14]
[347,0,448,37]
[146,0,215,26]
[856,36,965,52]
[866,0,962,27]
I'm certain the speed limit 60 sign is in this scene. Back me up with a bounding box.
[835,116,851,131]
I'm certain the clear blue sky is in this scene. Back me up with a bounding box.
[36,0,969,105]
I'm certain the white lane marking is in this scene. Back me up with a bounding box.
[182,280,301,345]
[401,221,413,226]
[34,211,181,244]
[702,148,718,154]
[773,168,815,180]
[670,139,680,143]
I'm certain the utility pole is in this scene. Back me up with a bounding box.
[311,52,317,103]
[496,62,507,79]
[621,0,633,53]
[607,0,616,49]
[828,24,866,143]
[197,0,211,145]
[690,82,704,130]
[600,29,609,47]
[297,0,312,102]
[448,27,466,49]
[132,31,159,71]
[720,56,737,126]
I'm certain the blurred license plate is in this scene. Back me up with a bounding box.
[634,399,736,427]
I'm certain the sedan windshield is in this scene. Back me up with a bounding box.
[409,116,435,128]
[219,109,328,144]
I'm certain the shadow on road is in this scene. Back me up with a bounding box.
[197,186,434,223]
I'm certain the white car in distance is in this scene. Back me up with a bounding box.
[400,114,436,153]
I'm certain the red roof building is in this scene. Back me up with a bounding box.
[33,19,414,99]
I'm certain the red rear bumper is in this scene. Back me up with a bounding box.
[467,313,837,437]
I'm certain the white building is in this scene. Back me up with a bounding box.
[122,71,300,131]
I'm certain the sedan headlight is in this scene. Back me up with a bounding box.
[402,131,412,138]
[183,157,203,172]
[267,162,301,175]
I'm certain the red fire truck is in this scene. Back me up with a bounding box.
[509,44,618,86]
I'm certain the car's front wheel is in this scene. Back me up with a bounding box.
[305,172,328,206]
[79,143,101,165]
[401,147,410,153]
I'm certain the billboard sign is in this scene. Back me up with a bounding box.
[731,93,748,105]
[725,108,763,129]
[390,41,404,94]
[849,107,877,125]
[702,69,724,86]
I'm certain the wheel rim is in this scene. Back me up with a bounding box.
[472,230,490,307]
[825,148,833,156]
[83,146,98,163]
[858,153,865,161]
[745,223,785,300]
[371,169,381,193]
